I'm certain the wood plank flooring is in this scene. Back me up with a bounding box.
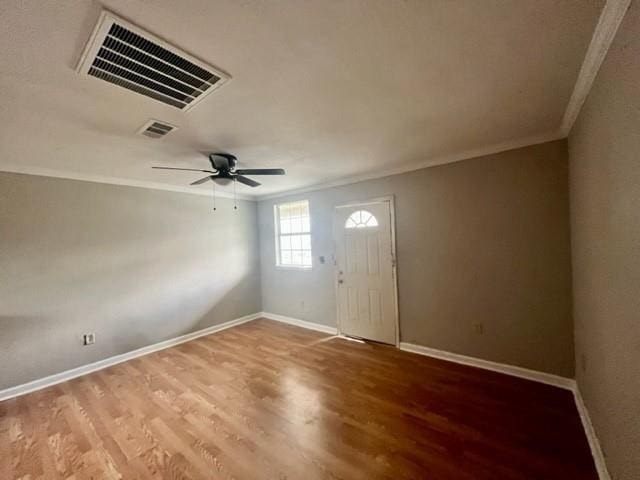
[1,319,597,479]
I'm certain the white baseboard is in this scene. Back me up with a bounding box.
[573,386,611,480]
[262,316,611,480]
[260,312,338,335]
[399,342,576,390]
[1,312,332,402]
[398,342,613,479]
[0,311,611,480]
[0,312,262,402]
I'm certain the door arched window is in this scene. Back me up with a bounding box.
[345,210,378,229]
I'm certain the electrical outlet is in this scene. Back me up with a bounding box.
[83,333,96,346]
[472,323,484,334]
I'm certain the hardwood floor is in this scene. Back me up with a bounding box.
[1,319,596,479]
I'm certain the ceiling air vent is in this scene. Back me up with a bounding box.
[77,11,230,111]
[138,119,178,139]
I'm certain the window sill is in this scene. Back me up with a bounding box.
[275,265,313,272]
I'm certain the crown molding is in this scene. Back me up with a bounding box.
[560,0,632,136]
[0,130,563,204]
[0,164,256,201]
[257,130,563,201]
[2,130,561,204]
[5,2,627,202]
[260,0,632,202]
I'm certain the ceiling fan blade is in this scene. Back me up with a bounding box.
[152,166,215,173]
[190,176,213,185]
[235,168,285,175]
[235,175,261,187]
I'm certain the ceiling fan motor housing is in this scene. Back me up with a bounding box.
[210,153,237,172]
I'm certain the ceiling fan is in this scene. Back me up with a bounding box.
[152,153,285,188]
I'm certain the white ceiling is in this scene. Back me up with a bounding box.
[0,0,604,198]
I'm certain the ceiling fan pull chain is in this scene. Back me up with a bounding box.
[212,181,216,211]
[233,178,238,210]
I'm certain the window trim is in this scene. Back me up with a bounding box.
[274,200,313,270]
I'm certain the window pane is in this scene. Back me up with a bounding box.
[280,217,291,234]
[291,216,302,233]
[281,250,292,265]
[280,235,291,250]
[279,203,292,216]
[345,210,378,229]
[276,200,311,267]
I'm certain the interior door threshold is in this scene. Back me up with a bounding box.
[338,335,367,344]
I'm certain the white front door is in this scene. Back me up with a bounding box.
[334,200,397,345]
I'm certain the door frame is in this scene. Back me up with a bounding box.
[332,195,400,346]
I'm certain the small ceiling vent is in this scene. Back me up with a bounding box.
[77,10,230,111]
[138,119,178,139]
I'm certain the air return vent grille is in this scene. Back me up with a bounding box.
[138,119,178,139]
[77,11,230,111]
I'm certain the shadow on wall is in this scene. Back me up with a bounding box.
[0,172,261,391]
[0,235,258,390]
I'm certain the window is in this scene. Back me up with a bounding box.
[275,200,312,268]
[345,210,378,229]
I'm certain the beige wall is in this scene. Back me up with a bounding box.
[568,1,640,478]
[0,173,261,390]
[259,140,574,377]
